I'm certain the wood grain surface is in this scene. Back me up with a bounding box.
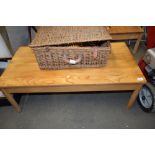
[109,26,144,34]
[0,43,146,88]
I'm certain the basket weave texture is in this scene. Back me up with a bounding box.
[30,26,111,70]
[30,26,111,46]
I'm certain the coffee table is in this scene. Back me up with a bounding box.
[0,42,146,112]
[109,26,144,53]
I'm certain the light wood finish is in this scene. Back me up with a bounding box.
[1,89,21,112]
[109,26,144,53]
[0,43,146,112]
[5,84,141,94]
[0,43,146,87]
[127,85,143,109]
[133,33,143,54]
[109,26,143,34]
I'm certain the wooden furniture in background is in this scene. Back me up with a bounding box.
[28,26,37,43]
[0,42,146,112]
[108,26,144,53]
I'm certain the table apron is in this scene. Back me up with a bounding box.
[111,33,142,40]
[3,83,143,94]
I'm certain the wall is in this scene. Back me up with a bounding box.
[6,26,29,55]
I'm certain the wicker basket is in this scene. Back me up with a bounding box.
[30,26,112,70]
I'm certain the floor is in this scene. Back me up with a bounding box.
[0,42,155,129]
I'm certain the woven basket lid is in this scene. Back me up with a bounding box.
[30,26,112,47]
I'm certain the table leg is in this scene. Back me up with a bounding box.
[127,85,142,109]
[2,89,21,112]
[133,33,143,54]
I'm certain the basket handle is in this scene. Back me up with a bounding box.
[93,48,98,59]
[63,54,82,65]
[63,48,98,65]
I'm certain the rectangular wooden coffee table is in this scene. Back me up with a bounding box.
[0,42,146,112]
[109,26,144,53]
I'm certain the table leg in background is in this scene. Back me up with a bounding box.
[133,34,143,54]
[2,89,21,112]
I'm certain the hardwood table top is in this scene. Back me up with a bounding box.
[0,42,146,88]
[109,26,144,34]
